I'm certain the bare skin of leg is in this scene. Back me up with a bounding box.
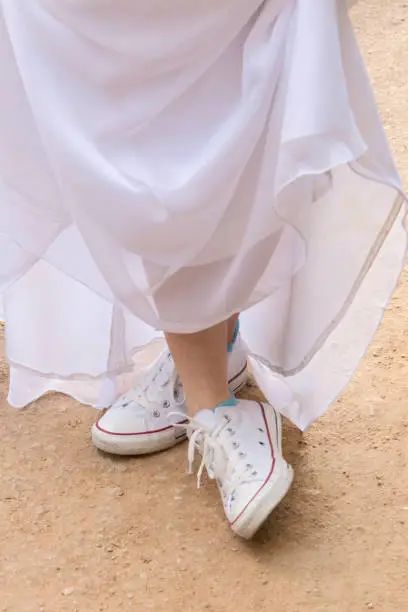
[165,320,230,417]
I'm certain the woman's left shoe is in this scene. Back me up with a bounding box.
[186,399,293,539]
[92,333,248,456]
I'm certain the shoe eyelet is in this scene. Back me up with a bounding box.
[232,441,240,450]
[258,441,265,446]
[152,409,161,418]
[238,451,246,458]
[257,427,265,433]
[163,400,170,409]
[252,471,258,477]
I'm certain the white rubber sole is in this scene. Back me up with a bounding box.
[91,363,248,456]
[230,460,294,539]
[91,420,188,455]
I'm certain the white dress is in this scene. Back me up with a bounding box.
[0,0,406,429]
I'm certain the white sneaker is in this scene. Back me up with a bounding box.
[186,399,293,539]
[91,333,248,455]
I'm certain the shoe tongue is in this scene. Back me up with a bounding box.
[193,409,218,431]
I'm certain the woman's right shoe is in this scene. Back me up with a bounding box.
[186,399,293,539]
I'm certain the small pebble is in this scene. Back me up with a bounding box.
[107,486,124,497]
[62,587,75,596]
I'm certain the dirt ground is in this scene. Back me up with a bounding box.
[1,3,408,611]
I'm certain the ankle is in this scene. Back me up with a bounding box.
[185,388,231,416]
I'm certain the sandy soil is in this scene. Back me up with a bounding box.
[1,2,408,611]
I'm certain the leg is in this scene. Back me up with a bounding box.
[167,318,293,540]
[165,321,230,416]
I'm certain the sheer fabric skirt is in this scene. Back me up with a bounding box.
[0,0,406,428]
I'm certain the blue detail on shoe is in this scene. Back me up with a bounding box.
[214,395,237,410]
[227,318,240,353]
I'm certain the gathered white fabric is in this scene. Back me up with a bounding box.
[0,0,406,428]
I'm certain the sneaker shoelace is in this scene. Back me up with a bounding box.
[119,350,185,414]
[172,412,257,491]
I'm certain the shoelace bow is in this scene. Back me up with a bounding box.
[171,412,255,490]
